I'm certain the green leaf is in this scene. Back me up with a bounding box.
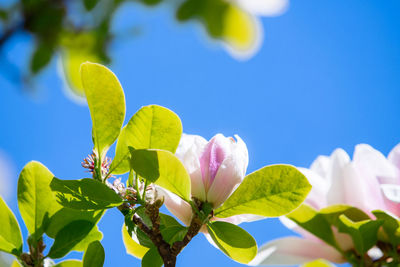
[122,224,149,259]
[18,161,61,239]
[214,165,311,218]
[54,260,83,267]
[0,196,22,256]
[83,241,105,267]
[112,105,182,174]
[319,205,370,226]
[31,42,53,73]
[161,226,187,245]
[338,215,383,254]
[83,0,99,10]
[129,149,191,201]
[50,178,123,210]
[80,62,126,158]
[46,208,103,252]
[207,221,257,264]
[12,261,23,267]
[141,247,163,267]
[372,210,400,246]
[302,259,334,267]
[286,204,338,248]
[159,213,183,228]
[48,220,95,259]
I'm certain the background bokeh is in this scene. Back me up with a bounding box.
[1,0,400,266]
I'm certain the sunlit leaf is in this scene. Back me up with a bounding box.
[0,196,22,256]
[50,178,122,210]
[17,161,61,239]
[302,259,335,267]
[129,149,191,201]
[207,221,257,264]
[112,105,182,174]
[372,210,400,246]
[215,165,311,218]
[122,224,149,259]
[80,62,126,158]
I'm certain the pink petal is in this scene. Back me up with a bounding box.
[249,237,345,266]
[388,143,400,171]
[159,188,193,226]
[200,134,231,191]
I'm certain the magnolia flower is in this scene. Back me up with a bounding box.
[252,144,399,266]
[162,133,260,226]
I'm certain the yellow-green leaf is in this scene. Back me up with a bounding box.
[0,196,22,256]
[122,224,149,259]
[112,105,182,174]
[80,62,126,158]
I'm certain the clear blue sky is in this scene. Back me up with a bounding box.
[1,0,400,266]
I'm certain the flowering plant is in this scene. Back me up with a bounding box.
[253,144,400,267]
[0,62,311,267]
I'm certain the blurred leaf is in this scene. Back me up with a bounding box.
[54,260,83,267]
[11,261,23,267]
[50,177,123,210]
[302,259,335,267]
[83,0,100,11]
[80,62,126,158]
[122,224,149,259]
[286,204,338,248]
[139,0,162,6]
[129,149,191,201]
[207,221,257,264]
[48,220,95,259]
[0,196,22,256]
[31,42,53,74]
[112,105,182,174]
[215,165,311,218]
[18,161,61,239]
[83,241,105,267]
[338,215,383,255]
[142,247,163,267]
[372,210,400,246]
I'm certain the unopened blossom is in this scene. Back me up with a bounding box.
[252,144,399,266]
[162,133,260,226]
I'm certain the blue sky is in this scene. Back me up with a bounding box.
[1,0,400,266]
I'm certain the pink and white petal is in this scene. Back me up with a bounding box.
[249,237,345,266]
[200,134,232,191]
[235,0,289,17]
[159,188,193,226]
[298,167,328,210]
[380,184,400,217]
[326,148,350,206]
[388,143,400,170]
[206,155,244,208]
[353,144,398,185]
[217,214,265,225]
[342,163,386,214]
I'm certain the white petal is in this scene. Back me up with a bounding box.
[298,167,328,210]
[249,237,345,266]
[175,133,208,201]
[217,214,265,225]
[381,184,400,203]
[326,148,350,205]
[159,188,193,226]
[235,0,289,16]
[310,155,331,180]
